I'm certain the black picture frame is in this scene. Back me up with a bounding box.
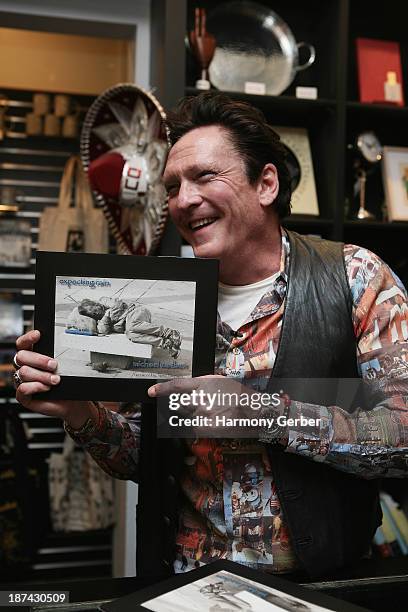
[34,251,218,401]
[99,559,370,612]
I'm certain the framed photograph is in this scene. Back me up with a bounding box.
[34,251,218,401]
[382,146,408,221]
[100,560,369,612]
[272,126,319,216]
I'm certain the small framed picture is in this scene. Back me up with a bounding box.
[272,126,319,216]
[34,251,218,401]
[99,559,369,612]
[382,146,408,221]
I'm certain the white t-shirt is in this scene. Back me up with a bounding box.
[218,272,280,331]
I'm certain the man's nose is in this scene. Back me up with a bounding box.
[176,180,202,209]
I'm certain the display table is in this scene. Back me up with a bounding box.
[2,558,408,612]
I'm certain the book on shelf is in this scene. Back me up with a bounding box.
[356,38,405,106]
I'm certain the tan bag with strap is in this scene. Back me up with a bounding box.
[38,155,109,253]
[48,434,115,532]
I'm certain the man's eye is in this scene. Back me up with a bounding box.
[198,171,215,180]
[166,185,179,195]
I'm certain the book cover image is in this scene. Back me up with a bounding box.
[100,560,370,612]
[356,38,405,106]
[54,276,195,380]
[141,569,331,611]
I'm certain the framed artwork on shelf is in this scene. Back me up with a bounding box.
[34,251,218,401]
[382,146,408,221]
[272,126,319,216]
[356,38,404,106]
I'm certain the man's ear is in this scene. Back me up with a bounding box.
[258,163,279,208]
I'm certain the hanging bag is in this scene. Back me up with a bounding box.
[38,155,109,253]
[0,407,47,577]
[48,434,114,532]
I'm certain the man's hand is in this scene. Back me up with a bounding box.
[148,374,225,399]
[15,330,97,429]
[148,375,282,438]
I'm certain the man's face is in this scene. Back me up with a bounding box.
[163,125,269,264]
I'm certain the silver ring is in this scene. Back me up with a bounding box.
[13,353,21,370]
[13,370,23,388]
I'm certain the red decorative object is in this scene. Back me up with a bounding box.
[356,38,405,106]
[88,152,125,199]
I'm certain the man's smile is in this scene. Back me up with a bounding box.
[189,217,218,231]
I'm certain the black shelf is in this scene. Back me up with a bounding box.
[344,220,408,231]
[283,216,334,228]
[347,101,408,116]
[185,87,336,115]
[184,87,337,135]
[346,101,408,147]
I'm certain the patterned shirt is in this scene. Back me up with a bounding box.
[68,232,408,574]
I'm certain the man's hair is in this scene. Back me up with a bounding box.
[166,92,292,218]
[78,299,107,321]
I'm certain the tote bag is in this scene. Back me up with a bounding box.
[48,434,114,532]
[38,155,109,253]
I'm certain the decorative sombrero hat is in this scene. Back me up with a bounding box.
[80,83,169,255]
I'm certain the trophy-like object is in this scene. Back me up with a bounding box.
[189,7,216,90]
[355,168,374,220]
[352,131,382,220]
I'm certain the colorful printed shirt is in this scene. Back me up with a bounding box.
[67,232,408,574]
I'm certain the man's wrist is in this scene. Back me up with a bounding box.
[258,392,291,445]
[64,401,99,431]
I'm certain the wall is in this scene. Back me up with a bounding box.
[0,28,133,94]
[0,0,151,89]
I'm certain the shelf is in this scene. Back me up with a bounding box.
[185,87,336,116]
[283,216,333,227]
[344,220,408,231]
[347,101,408,117]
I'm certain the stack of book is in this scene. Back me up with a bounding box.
[373,492,408,557]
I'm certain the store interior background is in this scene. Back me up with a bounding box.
[0,0,155,583]
[0,0,408,592]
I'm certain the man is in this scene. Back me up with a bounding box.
[14,93,408,580]
[66,297,182,358]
